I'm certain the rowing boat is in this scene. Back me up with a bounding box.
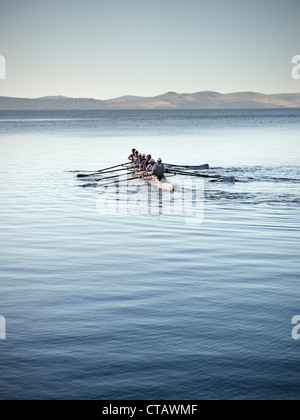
[130,168,175,192]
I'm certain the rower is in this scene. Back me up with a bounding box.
[152,158,168,181]
[128,148,136,162]
[147,158,156,172]
[142,154,151,170]
[135,152,143,169]
[140,154,146,169]
[134,151,140,167]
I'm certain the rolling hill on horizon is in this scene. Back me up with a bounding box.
[1,91,300,110]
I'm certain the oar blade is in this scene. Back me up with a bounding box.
[196,164,210,170]
[77,174,89,178]
[221,176,236,183]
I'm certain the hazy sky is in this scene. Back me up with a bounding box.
[0,0,299,98]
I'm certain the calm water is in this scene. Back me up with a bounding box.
[0,109,299,400]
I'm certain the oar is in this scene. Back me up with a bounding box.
[83,175,141,188]
[166,163,210,170]
[77,167,129,178]
[93,173,154,188]
[93,167,130,176]
[77,162,131,178]
[169,170,239,183]
[93,172,133,182]
[168,169,221,179]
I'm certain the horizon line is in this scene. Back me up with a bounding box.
[1,90,300,101]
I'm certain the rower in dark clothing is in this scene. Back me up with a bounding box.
[142,154,152,171]
[140,154,146,169]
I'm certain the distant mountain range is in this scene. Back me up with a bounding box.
[1,91,300,110]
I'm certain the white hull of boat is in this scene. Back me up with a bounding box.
[131,169,174,192]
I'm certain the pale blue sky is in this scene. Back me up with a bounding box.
[0,0,299,98]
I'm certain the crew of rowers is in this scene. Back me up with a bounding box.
[128,148,168,181]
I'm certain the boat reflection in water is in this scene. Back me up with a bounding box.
[96,177,204,225]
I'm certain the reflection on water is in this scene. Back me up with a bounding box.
[95,178,205,224]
